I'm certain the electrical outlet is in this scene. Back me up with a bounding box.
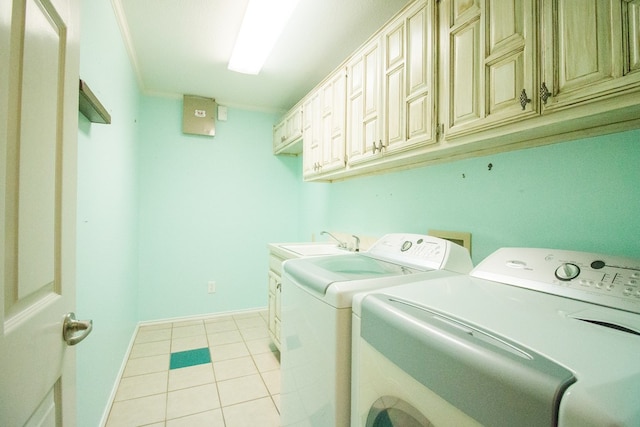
[208,281,216,294]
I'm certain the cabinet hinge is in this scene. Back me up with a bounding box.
[436,123,444,137]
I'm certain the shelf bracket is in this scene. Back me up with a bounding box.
[78,79,111,124]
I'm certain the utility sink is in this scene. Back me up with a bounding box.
[279,243,347,257]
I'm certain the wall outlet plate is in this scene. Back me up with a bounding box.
[208,281,216,293]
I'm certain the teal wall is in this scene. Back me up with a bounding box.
[299,129,640,264]
[77,0,141,425]
[76,0,640,425]
[136,98,301,321]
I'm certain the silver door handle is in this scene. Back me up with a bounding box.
[63,312,93,346]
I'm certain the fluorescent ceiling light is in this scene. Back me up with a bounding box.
[228,0,300,75]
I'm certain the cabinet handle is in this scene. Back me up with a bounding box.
[281,135,286,142]
[540,82,551,105]
[519,89,531,110]
[372,140,384,154]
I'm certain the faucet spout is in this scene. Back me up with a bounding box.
[320,231,347,249]
[352,235,360,252]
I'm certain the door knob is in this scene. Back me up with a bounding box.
[63,312,93,346]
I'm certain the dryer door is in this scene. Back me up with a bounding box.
[366,396,431,427]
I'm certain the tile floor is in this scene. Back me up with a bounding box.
[105,310,281,427]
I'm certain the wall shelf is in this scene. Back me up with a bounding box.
[79,79,111,124]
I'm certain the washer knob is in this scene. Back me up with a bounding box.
[555,263,580,281]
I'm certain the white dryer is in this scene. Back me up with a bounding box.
[279,233,473,427]
[352,248,640,426]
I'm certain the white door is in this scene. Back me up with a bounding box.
[0,0,84,425]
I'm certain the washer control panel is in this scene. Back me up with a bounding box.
[472,248,640,314]
[367,233,472,273]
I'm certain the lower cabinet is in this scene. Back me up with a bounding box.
[267,269,282,350]
[267,251,286,350]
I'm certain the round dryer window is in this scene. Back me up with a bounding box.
[366,396,432,427]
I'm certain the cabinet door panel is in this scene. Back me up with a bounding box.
[408,7,428,95]
[488,51,524,113]
[364,45,380,119]
[347,92,364,160]
[386,66,404,145]
[321,111,332,166]
[488,0,518,52]
[332,74,346,134]
[450,19,481,126]
[386,23,404,69]
[407,94,429,139]
[559,0,611,89]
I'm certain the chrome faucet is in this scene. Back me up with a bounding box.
[320,231,347,249]
[352,235,360,252]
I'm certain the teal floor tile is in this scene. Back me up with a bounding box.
[170,347,211,370]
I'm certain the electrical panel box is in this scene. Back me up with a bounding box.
[183,95,216,137]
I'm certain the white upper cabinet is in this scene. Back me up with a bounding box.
[346,38,382,167]
[302,67,347,179]
[273,104,303,154]
[346,0,435,170]
[441,0,537,139]
[320,69,347,174]
[279,0,640,181]
[384,0,437,153]
[302,91,321,179]
[540,0,640,112]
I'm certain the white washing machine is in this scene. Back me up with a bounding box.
[352,248,640,426]
[279,233,473,427]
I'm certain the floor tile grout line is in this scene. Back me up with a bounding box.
[204,318,228,427]
[246,336,281,414]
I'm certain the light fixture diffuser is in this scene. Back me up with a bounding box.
[228,0,301,75]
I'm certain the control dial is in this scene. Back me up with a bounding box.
[555,263,580,281]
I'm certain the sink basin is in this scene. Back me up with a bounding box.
[279,243,346,257]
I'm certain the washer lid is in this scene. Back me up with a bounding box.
[284,253,424,295]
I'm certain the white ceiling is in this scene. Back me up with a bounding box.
[112,0,412,112]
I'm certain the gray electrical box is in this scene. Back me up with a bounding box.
[183,95,216,137]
